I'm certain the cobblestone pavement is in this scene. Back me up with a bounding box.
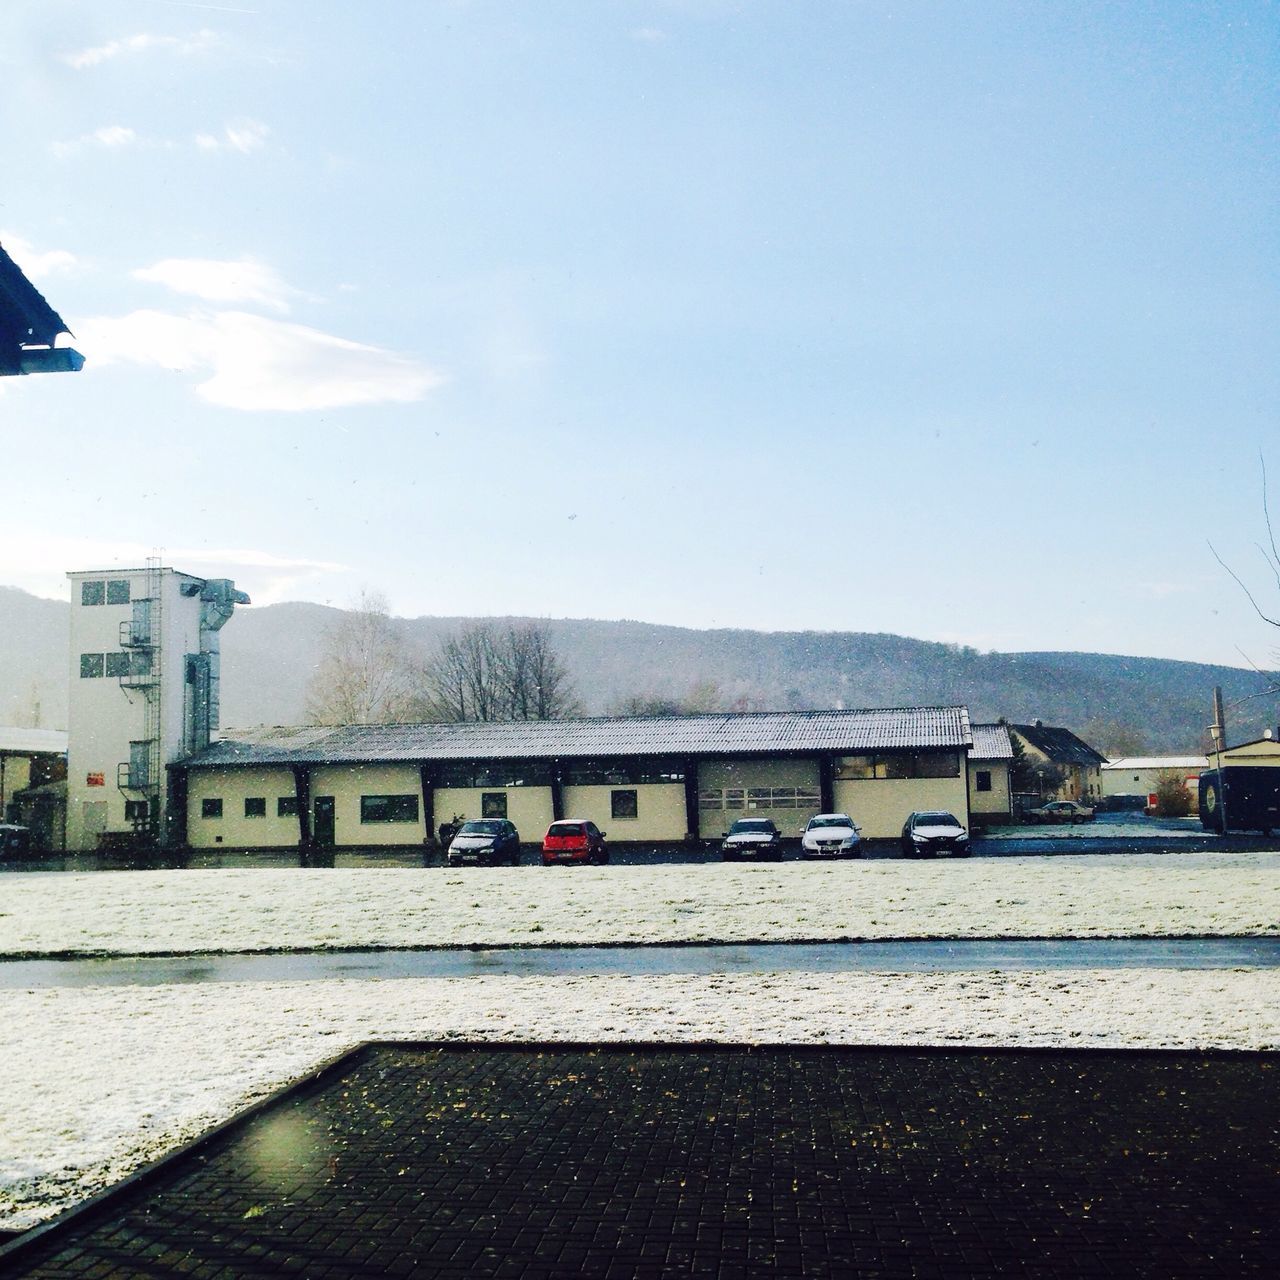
[5,1045,1278,1277]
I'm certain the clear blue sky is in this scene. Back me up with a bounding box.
[2,1,1277,669]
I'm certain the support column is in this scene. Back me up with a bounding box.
[293,765,312,850]
[550,760,565,822]
[419,765,435,844]
[819,755,835,815]
[683,758,700,842]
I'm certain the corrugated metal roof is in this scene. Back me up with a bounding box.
[188,707,973,768]
[969,723,1013,761]
[0,727,68,755]
[1102,756,1208,771]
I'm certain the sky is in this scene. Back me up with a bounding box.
[1,0,1277,670]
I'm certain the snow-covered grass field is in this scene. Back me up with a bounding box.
[2,851,1277,956]
[3,851,1278,1233]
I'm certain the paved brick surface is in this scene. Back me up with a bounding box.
[5,1045,1279,1278]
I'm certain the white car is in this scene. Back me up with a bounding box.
[800,813,862,858]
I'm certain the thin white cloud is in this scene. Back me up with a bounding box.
[134,257,298,312]
[0,231,79,280]
[77,308,445,412]
[630,27,668,43]
[62,30,219,70]
[51,125,141,157]
[195,119,269,154]
[1,536,347,606]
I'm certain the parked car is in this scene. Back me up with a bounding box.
[542,819,608,866]
[0,823,33,858]
[722,817,783,860]
[900,811,970,857]
[1025,800,1095,825]
[800,813,862,858]
[447,819,521,867]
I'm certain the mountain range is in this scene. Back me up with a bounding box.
[2,585,1276,753]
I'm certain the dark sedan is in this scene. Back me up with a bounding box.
[900,811,971,858]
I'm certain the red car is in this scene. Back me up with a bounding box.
[541,819,609,865]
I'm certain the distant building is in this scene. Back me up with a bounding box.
[0,726,67,822]
[1101,756,1208,807]
[1009,721,1107,801]
[967,723,1013,827]
[174,706,976,849]
[66,564,249,851]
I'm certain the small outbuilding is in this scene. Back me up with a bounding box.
[967,723,1014,827]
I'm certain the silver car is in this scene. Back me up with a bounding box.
[800,813,862,858]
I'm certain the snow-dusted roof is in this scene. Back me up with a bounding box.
[1011,723,1107,767]
[186,707,974,768]
[970,723,1013,761]
[1103,756,1208,772]
[0,727,68,755]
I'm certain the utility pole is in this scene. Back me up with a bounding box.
[1210,686,1227,753]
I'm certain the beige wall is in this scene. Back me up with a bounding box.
[0,754,32,814]
[833,774,969,840]
[1101,766,1203,798]
[562,783,688,842]
[697,758,820,839]
[433,786,555,843]
[188,767,300,849]
[967,760,1011,818]
[310,763,427,846]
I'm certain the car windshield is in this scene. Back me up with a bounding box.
[548,823,585,836]
[459,821,504,835]
[730,820,772,834]
[808,816,851,829]
[915,813,958,827]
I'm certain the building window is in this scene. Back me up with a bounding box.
[80,581,105,606]
[975,770,992,793]
[277,796,299,818]
[79,653,104,678]
[106,579,131,605]
[244,797,267,818]
[432,761,553,788]
[563,758,686,786]
[202,798,223,819]
[481,791,508,819]
[611,789,639,820]
[835,752,960,780]
[360,794,420,824]
[124,800,149,822]
[104,652,131,678]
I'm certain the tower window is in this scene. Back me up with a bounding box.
[201,798,223,819]
[79,653,104,678]
[244,797,267,818]
[80,581,105,606]
[106,580,131,605]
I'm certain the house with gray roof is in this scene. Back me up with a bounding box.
[1010,721,1108,803]
[173,706,975,850]
[967,723,1014,827]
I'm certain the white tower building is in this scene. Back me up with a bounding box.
[66,561,249,851]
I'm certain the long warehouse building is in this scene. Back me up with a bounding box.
[173,707,977,850]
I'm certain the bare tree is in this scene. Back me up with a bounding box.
[305,591,419,725]
[610,680,724,717]
[1208,453,1280,713]
[423,621,577,722]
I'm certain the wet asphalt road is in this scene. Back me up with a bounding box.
[3,937,1279,988]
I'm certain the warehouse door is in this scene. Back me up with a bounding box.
[314,796,335,847]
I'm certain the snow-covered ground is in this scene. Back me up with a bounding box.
[4,851,1278,1233]
[3,969,1278,1231]
[2,852,1277,956]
